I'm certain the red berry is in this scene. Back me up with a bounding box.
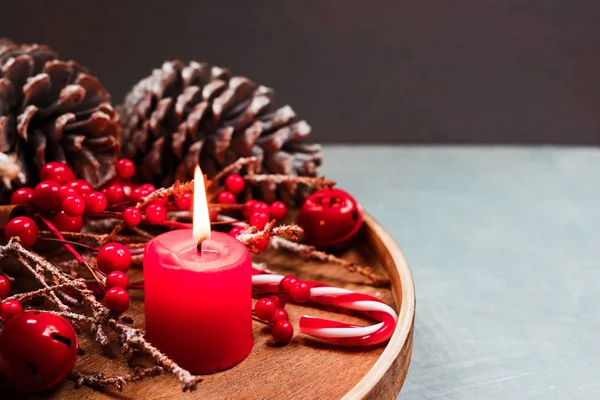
[85,192,107,213]
[250,212,269,230]
[130,187,150,203]
[87,282,104,298]
[51,212,83,233]
[32,180,61,211]
[225,174,245,194]
[217,191,236,204]
[290,282,311,303]
[269,295,286,309]
[103,287,129,313]
[97,243,132,274]
[5,216,38,248]
[40,162,75,184]
[243,200,257,218]
[253,202,270,215]
[254,298,276,321]
[139,184,157,192]
[270,201,288,221]
[279,275,298,293]
[229,226,244,238]
[65,179,93,198]
[10,188,33,207]
[0,300,23,321]
[174,192,192,211]
[123,207,142,227]
[0,276,10,299]
[270,308,289,323]
[272,320,294,344]
[115,158,135,180]
[106,271,129,289]
[58,185,77,201]
[104,184,125,204]
[62,195,85,217]
[254,237,269,253]
[145,204,166,224]
[209,210,219,222]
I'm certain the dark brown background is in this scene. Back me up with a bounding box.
[3,1,600,144]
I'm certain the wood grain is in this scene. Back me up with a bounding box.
[4,214,414,400]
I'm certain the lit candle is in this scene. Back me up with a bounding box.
[144,166,253,374]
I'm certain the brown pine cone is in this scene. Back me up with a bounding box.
[119,60,322,205]
[0,38,121,197]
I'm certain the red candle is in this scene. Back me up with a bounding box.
[144,166,253,374]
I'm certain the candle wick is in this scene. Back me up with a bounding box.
[196,237,207,254]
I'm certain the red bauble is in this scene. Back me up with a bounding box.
[296,188,364,251]
[123,207,142,228]
[145,204,166,224]
[97,243,131,274]
[85,192,107,213]
[64,179,93,199]
[104,287,129,313]
[225,174,245,194]
[40,162,75,185]
[51,212,83,233]
[10,188,33,207]
[270,308,289,323]
[106,271,129,289]
[174,192,192,211]
[0,300,23,321]
[0,311,78,392]
[270,201,288,221]
[249,212,269,230]
[290,282,311,303]
[272,320,294,344]
[62,195,85,217]
[5,217,38,248]
[217,191,236,204]
[0,276,10,299]
[104,184,125,204]
[115,158,135,180]
[255,298,277,321]
[32,180,61,211]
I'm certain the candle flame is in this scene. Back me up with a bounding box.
[193,165,211,241]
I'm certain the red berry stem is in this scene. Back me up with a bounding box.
[252,315,274,327]
[152,220,192,230]
[39,237,100,252]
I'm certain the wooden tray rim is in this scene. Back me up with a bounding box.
[343,214,416,400]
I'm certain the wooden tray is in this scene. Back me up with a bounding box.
[9,214,415,400]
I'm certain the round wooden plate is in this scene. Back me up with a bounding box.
[8,214,415,400]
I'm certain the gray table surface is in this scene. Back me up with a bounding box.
[321,146,599,400]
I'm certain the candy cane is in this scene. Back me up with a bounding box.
[252,270,397,346]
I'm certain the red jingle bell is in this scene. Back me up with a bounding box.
[296,188,364,251]
[0,311,78,393]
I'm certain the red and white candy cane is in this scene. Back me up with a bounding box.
[252,269,397,346]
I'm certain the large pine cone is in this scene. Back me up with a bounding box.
[119,60,322,205]
[0,38,121,196]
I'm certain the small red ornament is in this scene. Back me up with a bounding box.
[174,192,192,211]
[269,294,286,309]
[225,174,245,194]
[243,200,257,218]
[32,180,61,211]
[115,158,135,180]
[40,162,75,185]
[130,187,151,203]
[104,184,125,204]
[10,188,33,207]
[97,243,132,274]
[62,195,85,217]
[85,192,107,213]
[270,308,289,323]
[250,212,269,230]
[104,287,130,313]
[106,271,129,289]
[272,320,294,344]
[296,188,364,251]
[279,275,298,293]
[145,204,167,224]
[64,179,93,199]
[0,311,78,392]
[51,212,83,233]
[270,201,288,221]
[217,191,236,204]
[253,202,270,216]
[255,298,277,320]
[5,217,38,248]
[0,276,10,299]
[0,299,23,321]
[229,226,244,238]
[123,207,142,227]
[290,282,311,303]
[58,185,77,201]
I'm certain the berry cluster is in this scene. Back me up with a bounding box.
[0,276,23,322]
